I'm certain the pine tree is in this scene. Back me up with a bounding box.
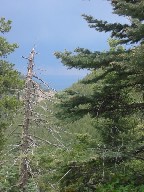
[0,17,23,150]
[54,0,144,190]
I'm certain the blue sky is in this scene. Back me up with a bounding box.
[1,0,127,90]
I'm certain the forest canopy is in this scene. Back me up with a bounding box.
[0,0,144,191]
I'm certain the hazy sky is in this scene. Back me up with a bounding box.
[1,0,127,90]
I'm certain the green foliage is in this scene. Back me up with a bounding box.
[0,165,19,192]
[82,0,144,44]
[0,17,11,33]
[0,163,40,192]
[0,18,23,149]
[53,0,144,191]
[1,1,144,191]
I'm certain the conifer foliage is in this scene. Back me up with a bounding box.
[0,18,23,150]
[54,0,144,191]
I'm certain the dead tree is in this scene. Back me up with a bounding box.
[19,48,36,191]
[0,48,66,191]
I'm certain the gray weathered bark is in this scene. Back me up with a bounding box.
[19,48,35,191]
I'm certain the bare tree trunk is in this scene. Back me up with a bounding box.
[19,48,35,191]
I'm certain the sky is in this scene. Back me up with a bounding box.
[1,0,127,90]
